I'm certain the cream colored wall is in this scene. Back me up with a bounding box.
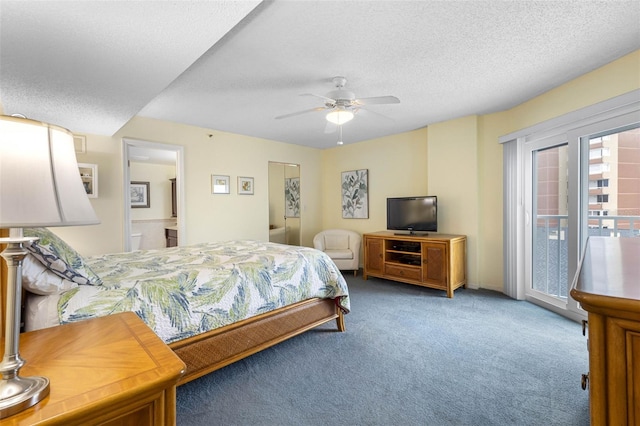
[16,50,640,294]
[320,128,429,237]
[427,116,479,288]
[317,50,639,292]
[473,49,640,291]
[506,50,640,132]
[53,134,124,255]
[60,116,323,254]
[130,162,176,220]
[116,117,323,247]
[476,113,510,290]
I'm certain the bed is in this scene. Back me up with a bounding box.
[0,228,349,385]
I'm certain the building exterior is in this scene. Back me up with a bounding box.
[588,128,640,234]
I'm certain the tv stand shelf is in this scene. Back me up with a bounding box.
[363,231,467,298]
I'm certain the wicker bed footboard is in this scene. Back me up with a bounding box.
[169,297,345,385]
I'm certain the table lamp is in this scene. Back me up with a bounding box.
[0,114,99,418]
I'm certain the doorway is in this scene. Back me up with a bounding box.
[268,162,301,246]
[122,138,185,251]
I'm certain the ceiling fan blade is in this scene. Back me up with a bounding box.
[355,106,395,123]
[275,106,328,120]
[353,95,400,106]
[300,93,336,105]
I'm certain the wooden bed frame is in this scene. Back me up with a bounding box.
[0,229,346,385]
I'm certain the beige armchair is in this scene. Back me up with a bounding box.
[313,229,361,276]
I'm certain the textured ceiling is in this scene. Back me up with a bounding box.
[1,1,639,150]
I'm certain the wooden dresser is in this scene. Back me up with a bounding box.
[570,237,640,426]
[3,312,185,425]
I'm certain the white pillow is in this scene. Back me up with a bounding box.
[22,254,78,295]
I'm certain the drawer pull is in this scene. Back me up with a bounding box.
[581,373,589,390]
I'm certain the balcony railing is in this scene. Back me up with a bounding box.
[533,214,640,299]
[586,215,639,237]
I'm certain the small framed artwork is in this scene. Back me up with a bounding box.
[238,176,254,195]
[212,175,230,194]
[341,169,369,218]
[78,163,98,198]
[130,181,150,208]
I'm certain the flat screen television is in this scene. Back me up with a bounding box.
[387,196,437,235]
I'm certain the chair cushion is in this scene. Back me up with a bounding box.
[324,249,354,260]
[324,234,350,250]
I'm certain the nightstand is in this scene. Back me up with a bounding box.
[3,312,185,425]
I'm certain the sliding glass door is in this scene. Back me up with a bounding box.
[581,126,640,240]
[524,119,639,317]
[531,143,570,303]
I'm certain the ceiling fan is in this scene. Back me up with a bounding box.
[275,76,400,125]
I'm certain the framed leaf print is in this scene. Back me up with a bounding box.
[341,169,368,219]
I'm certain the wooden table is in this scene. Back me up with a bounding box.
[3,312,185,425]
[570,237,640,426]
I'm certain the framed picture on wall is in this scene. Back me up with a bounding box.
[130,181,150,208]
[78,162,98,198]
[212,175,230,194]
[285,177,300,217]
[238,176,254,195]
[341,169,368,218]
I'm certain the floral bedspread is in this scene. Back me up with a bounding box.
[58,240,350,344]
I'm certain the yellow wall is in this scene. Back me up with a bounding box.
[53,133,123,255]
[317,50,639,292]
[506,50,640,132]
[476,113,510,290]
[478,49,639,290]
[320,128,429,234]
[427,115,480,287]
[130,162,176,221]
[54,116,324,254]
[22,50,640,293]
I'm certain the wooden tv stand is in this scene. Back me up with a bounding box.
[363,231,466,298]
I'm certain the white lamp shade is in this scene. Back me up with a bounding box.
[0,115,99,227]
[326,108,354,125]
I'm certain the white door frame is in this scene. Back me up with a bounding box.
[122,138,185,251]
[501,90,640,321]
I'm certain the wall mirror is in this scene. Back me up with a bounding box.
[268,162,300,246]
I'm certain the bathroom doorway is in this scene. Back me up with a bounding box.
[122,138,185,251]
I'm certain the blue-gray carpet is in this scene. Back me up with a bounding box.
[177,275,590,425]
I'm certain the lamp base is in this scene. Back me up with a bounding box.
[0,375,50,419]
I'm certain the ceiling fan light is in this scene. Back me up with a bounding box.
[326,109,354,125]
